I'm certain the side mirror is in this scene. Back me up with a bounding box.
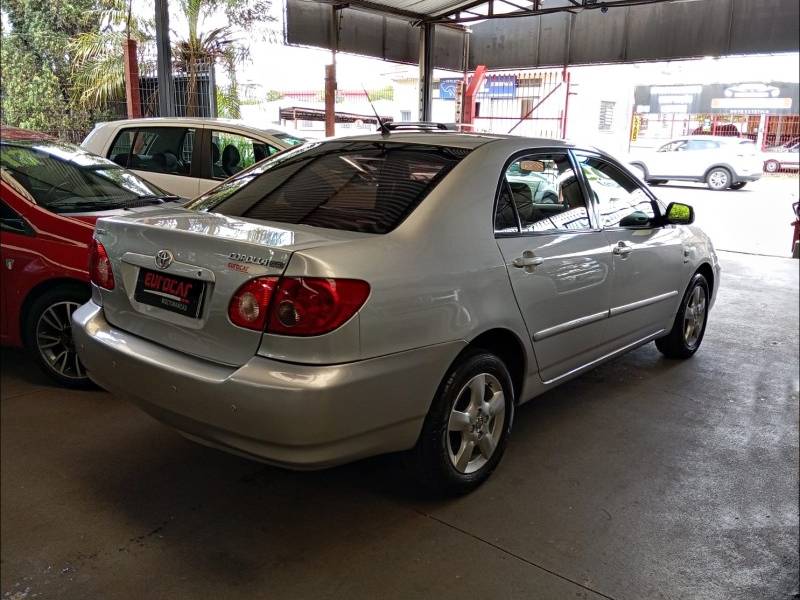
[664,202,695,225]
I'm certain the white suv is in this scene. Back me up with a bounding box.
[629,136,763,191]
[82,118,305,199]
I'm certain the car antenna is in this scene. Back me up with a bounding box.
[362,85,390,135]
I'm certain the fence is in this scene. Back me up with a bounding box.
[632,113,800,150]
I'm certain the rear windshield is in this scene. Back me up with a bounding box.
[186,141,471,234]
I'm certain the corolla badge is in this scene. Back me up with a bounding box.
[155,249,174,270]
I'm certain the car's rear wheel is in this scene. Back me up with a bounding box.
[764,160,780,173]
[706,167,731,191]
[646,179,667,185]
[730,182,747,190]
[655,273,710,359]
[24,285,92,388]
[409,351,514,495]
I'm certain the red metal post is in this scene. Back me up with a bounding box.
[560,68,571,139]
[462,65,487,126]
[325,64,336,137]
[123,38,142,119]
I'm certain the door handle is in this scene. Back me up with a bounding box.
[512,251,544,272]
[612,241,633,257]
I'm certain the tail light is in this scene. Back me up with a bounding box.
[227,276,370,336]
[89,239,115,290]
[228,276,279,331]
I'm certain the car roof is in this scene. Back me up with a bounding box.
[93,117,295,139]
[332,131,572,151]
[0,126,58,144]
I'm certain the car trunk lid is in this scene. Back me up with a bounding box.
[94,208,363,366]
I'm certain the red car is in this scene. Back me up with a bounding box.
[0,127,179,386]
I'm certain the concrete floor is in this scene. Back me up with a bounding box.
[2,251,798,600]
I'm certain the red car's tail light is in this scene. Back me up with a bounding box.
[267,277,370,336]
[89,240,115,290]
[228,276,279,331]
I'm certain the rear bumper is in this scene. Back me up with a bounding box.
[733,172,762,183]
[72,301,463,469]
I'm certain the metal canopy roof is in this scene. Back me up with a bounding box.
[331,0,678,25]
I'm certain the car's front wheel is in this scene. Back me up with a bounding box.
[646,179,667,186]
[706,167,731,190]
[655,273,710,359]
[24,285,92,388]
[409,351,514,495]
[764,160,780,173]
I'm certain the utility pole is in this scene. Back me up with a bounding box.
[155,0,176,117]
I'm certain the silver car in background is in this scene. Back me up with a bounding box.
[73,131,720,494]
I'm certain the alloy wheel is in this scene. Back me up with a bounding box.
[446,373,506,474]
[35,301,85,380]
[683,286,707,349]
[708,169,729,190]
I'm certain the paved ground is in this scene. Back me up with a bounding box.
[2,251,798,600]
[653,174,799,258]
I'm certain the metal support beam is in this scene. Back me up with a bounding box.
[155,0,175,117]
[325,5,340,136]
[418,23,435,121]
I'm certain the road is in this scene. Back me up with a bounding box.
[651,174,799,258]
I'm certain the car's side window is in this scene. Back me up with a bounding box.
[108,127,193,176]
[495,152,592,235]
[686,140,718,151]
[0,200,32,235]
[210,131,278,180]
[575,154,657,229]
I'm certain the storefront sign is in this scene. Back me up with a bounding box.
[634,82,799,115]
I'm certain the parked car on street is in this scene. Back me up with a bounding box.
[0,126,180,386]
[73,130,720,494]
[82,117,306,199]
[762,138,800,173]
[629,135,762,190]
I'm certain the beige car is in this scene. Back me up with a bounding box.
[82,118,305,198]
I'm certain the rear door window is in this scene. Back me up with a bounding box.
[108,127,194,176]
[210,130,278,180]
[187,141,471,234]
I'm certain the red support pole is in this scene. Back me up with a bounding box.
[325,64,336,137]
[123,38,142,119]
[462,65,487,126]
[560,68,571,139]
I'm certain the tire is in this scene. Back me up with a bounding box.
[706,167,731,191]
[23,284,92,388]
[730,182,747,190]
[764,160,780,173]
[408,350,515,496]
[655,273,710,359]
[646,179,667,186]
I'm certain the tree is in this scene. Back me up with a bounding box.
[0,0,105,135]
[69,1,153,110]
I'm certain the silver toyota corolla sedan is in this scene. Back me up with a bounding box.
[73,130,720,494]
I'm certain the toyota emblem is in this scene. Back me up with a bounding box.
[155,250,174,270]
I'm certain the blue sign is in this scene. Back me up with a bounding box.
[484,76,516,98]
[439,78,461,100]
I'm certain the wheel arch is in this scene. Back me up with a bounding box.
[629,161,649,178]
[703,163,735,180]
[695,262,715,303]
[459,328,528,404]
[20,278,90,347]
